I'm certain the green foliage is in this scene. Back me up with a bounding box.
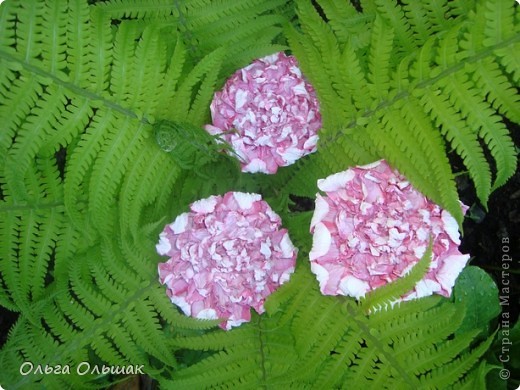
[161,265,499,389]
[285,0,519,227]
[454,266,501,337]
[0,0,517,388]
[153,119,229,169]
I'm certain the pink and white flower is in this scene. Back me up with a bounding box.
[157,192,297,330]
[309,160,470,301]
[205,52,322,174]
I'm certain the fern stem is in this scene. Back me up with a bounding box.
[0,201,65,212]
[21,274,158,386]
[0,50,152,126]
[324,31,520,145]
[346,304,418,388]
[255,315,268,389]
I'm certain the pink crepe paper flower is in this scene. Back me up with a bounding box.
[309,160,470,301]
[205,52,322,174]
[157,192,297,330]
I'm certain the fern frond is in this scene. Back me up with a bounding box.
[315,327,365,388]
[420,88,492,205]
[0,211,23,311]
[399,98,462,222]
[284,18,344,131]
[118,141,180,239]
[88,117,149,236]
[409,330,480,374]
[441,75,517,190]
[0,73,41,165]
[339,40,372,112]
[4,84,68,200]
[62,108,112,233]
[483,0,515,47]
[368,106,444,202]
[39,1,67,77]
[400,1,430,43]
[147,285,220,331]
[170,48,225,123]
[419,333,496,388]
[94,0,178,21]
[166,314,298,389]
[367,15,395,101]
[103,22,170,116]
[311,0,366,46]
[447,0,476,19]
[0,0,513,388]
[38,97,93,156]
[87,5,113,94]
[290,0,518,226]
[69,257,114,318]
[469,57,520,124]
[172,327,254,351]
[360,239,432,312]
[373,0,414,54]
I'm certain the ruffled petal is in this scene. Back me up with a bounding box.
[309,222,331,261]
[157,192,297,330]
[205,52,321,174]
[309,160,469,302]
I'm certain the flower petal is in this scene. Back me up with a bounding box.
[317,170,355,192]
[436,254,470,294]
[441,210,461,244]
[339,276,370,299]
[310,194,330,229]
[192,196,218,214]
[170,212,189,234]
[309,159,469,302]
[156,233,171,255]
[233,192,261,210]
[157,192,297,330]
[204,52,321,174]
[309,222,331,260]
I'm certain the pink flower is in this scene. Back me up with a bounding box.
[309,160,470,301]
[205,52,322,174]
[157,192,297,330]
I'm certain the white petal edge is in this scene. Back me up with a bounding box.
[436,254,470,294]
[196,308,219,320]
[318,170,355,192]
[204,124,223,136]
[310,262,329,291]
[309,222,332,260]
[280,147,304,165]
[339,275,370,299]
[261,53,280,64]
[358,159,384,170]
[225,317,248,330]
[243,158,268,174]
[156,233,172,255]
[413,279,441,299]
[191,196,218,214]
[170,213,189,234]
[441,210,461,244]
[279,233,296,258]
[303,134,319,150]
[310,194,330,230]
[235,89,248,110]
[279,267,295,284]
[170,296,191,316]
[233,192,261,210]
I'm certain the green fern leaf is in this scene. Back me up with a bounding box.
[420,88,492,205]
[367,15,395,101]
[360,239,432,312]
